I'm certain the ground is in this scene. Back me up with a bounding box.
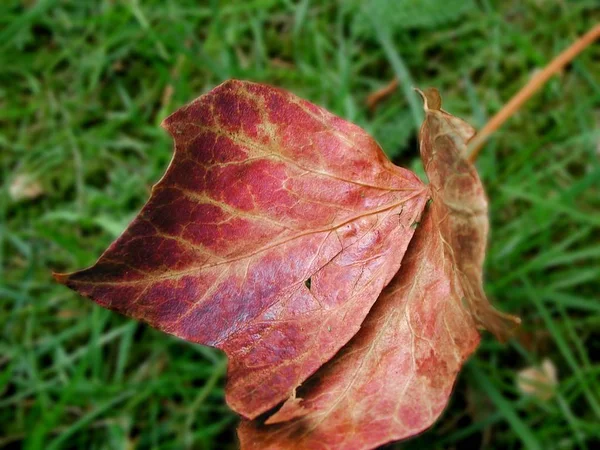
[1,0,599,449]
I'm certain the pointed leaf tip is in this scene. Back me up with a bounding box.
[52,272,69,284]
[415,87,442,111]
[482,309,522,343]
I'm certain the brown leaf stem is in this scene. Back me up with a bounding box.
[366,78,399,111]
[468,23,600,162]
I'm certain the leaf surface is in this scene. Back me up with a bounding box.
[55,80,428,419]
[237,88,520,449]
[417,88,520,341]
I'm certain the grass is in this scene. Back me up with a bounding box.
[1,0,599,448]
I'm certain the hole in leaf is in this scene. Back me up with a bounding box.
[304,278,312,290]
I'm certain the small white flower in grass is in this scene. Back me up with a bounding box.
[516,358,558,401]
[9,174,44,202]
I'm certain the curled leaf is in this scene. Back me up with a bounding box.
[416,87,521,341]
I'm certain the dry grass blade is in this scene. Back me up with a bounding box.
[467,23,600,161]
[366,78,399,111]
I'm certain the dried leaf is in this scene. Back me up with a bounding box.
[238,207,481,449]
[54,80,428,419]
[238,88,518,449]
[55,81,520,448]
[416,88,521,341]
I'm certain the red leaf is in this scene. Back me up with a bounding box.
[236,88,520,449]
[238,205,480,450]
[56,82,519,447]
[54,80,429,419]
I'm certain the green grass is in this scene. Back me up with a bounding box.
[1,0,599,448]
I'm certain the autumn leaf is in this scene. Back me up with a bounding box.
[416,88,520,342]
[55,81,519,448]
[238,209,480,449]
[237,88,520,450]
[54,80,429,420]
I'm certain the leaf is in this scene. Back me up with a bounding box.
[237,88,519,449]
[55,82,520,448]
[238,207,482,449]
[416,88,521,341]
[54,80,429,420]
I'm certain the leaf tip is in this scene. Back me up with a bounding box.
[264,390,308,425]
[52,271,70,285]
[160,115,176,137]
[481,308,522,343]
[414,87,442,111]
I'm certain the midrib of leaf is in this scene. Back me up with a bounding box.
[66,189,428,286]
